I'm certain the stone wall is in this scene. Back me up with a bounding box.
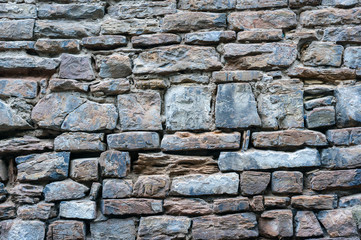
[0,0,361,239]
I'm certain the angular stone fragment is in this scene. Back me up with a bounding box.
[305,96,335,110]
[272,171,303,194]
[35,20,100,38]
[321,145,361,169]
[228,10,296,30]
[107,132,160,150]
[0,41,35,51]
[90,219,136,240]
[0,160,7,182]
[162,12,226,32]
[47,220,85,240]
[70,158,98,182]
[212,70,262,83]
[0,55,59,72]
[318,209,358,237]
[290,0,321,7]
[339,194,361,208]
[82,35,127,50]
[170,73,209,84]
[252,130,327,148]
[0,19,34,40]
[90,79,129,95]
[9,184,43,205]
[59,54,94,80]
[0,136,53,155]
[213,197,250,213]
[0,220,45,240]
[295,211,323,238]
[102,179,133,199]
[97,54,132,78]
[108,0,176,19]
[38,4,105,19]
[0,79,37,99]
[1,99,31,131]
[335,85,361,127]
[135,79,170,90]
[43,179,89,202]
[89,182,101,201]
[323,0,358,7]
[34,39,80,55]
[257,80,304,129]
[165,85,213,131]
[301,7,361,27]
[117,91,161,131]
[237,29,283,42]
[15,152,70,182]
[98,150,130,178]
[250,196,264,212]
[240,171,270,195]
[215,83,261,128]
[192,213,258,240]
[0,203,15,220]
[170,173,239,196]
[326,127,361,146]
[17,202,56,220]
[291,195,337,210]
[101,18,161,35]
[101,199,163,216]
[60,200,96,220]
[302,42,343,67]
[0,183,7,202]
[0,4,36,19]
[54,132,106,152]
[134,153,218,176]
[219,148,320,171]
[223,43,297,70]
[164,198,213,216]
[264,197,290,208]
[344,47,361,69]
[61,101,118,131]
[308,169,361,191]
[323,26,361,43]
[49,78,88,92]
[132,33,180,48]
[236,0,287,9]
[134,45,221,74]
[306,106,336,128]
[133,175,170,198]
[259,210,293,238]
[288,65,356,81]
[138,216,191,240]
[304,85,336,95]
[178,0,236,10]
[185,31,235,45]
[161,132,240,151]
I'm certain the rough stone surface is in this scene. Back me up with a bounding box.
[59,200,96,220]
[326,127,361,146]
[132,33,181,48]
[0,78,37,99]
[99,150,130,178]
[35,20,100,38]
[178,0,236,10]
[308,169,361,191]
[240,171,270,196]
[237,0,287,9]
[259,210,293,238]
[212,70,262,83]
[302,42,343,67]
[306,106,336,129]
[237,29,283,42]
[101,199,163,216]
[101,18,161,35]
[164,198,213,216]
[291,195,337,210]
[318,209,358,237]
[339,194,361,208]
[102,179,133,199]
[335,84,361,127]
[0,136,53,155]
[38,4,104,20]
[47,220,85,240]
[90,78,130,95]
[107,132,160,150]
[301,7,361,27]
[133,175,170,198]
[272,171,303,194]
[70,158,98,182]
[34,39,80,55]
[170,173,239,196]
[0,19,35,40]
[90,219,136,240]
[43,179,89,202]
[17,202,56,220]
[59,54,95,80]
[54,132,106,152]
[295,211,323,238]
[213,197,250,213]
[264,197,290,209]
[82,35,127,50]
[185,31,236,45]
[321,145,361,169]
[97,54,132,78]
[0,220,45,240]
[344,47,361,69]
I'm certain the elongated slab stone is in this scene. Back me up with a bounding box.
[0,19,34,40]
[218,148,320,171]
[0,79,37,99]
[0,136,53,155]
[107,132,160,150]
[54,132,105,152]
[308,169,361,191]
[90,219,136,240]
[178,0,236,10]
[35,20,100,38]
[321,145,361,169]
[161,132,240,151]
[43,179,89,202]
[291,195,337,210]
[170,173,239,196]
[101,199,163,216]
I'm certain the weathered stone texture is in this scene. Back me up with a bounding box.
[178,0,236,10]
[133,175,170,198]
[164,198,213,216]
[59,200,96,220]
[38,4,105,19]
[0,136,53,155]
[259,210,293,238]
[240,171,270,196]
[132,33,181,48]
[102,179,133,199]
[271,171,303,194]
[318,209,358,237]
[0,79,37,99]
[101,199,163,216]
[90,219,136,240]
[47,220,85,240]
[35,20,100,38]
[335,84,361,127]
[82,35,127,50]
[291,195,337,210]
[107,132,160,150]
[301,7,361,27]
[43,179,89,202]
[70,158,98,182]
[54,132,106,152]
[0,20,34,40]
[99,150,130,178]
[308,169,361,191]
[321,145,361,169]
[295,211,323,238]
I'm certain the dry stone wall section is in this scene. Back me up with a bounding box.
[0,0,361,239]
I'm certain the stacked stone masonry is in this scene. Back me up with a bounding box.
[0,0,361,239]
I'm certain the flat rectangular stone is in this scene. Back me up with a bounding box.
[82,35,127,50]
[43,179,89,202]
[54,132,106,152]
[90,78,129,95]
[107,132,160,150]
[162,12,226,32]
[236,0,287,9]
[0,136,53,156]
[326,127,361,146]
[101,199,163,216]
[169,73,209,84]
[291,195,337,210]
[47,220,86,240]
[59,200,96,220]
[301,7,361,27]
[34,39,81,55]
[308,169,361,191]
[0,55,59,72]
[0,41,35,51]
[38,4,105,19]
[302,42,343,67]
[134,45,221,74]
[192,214,258,240]
[322,0,358,7]
[178,0,236,10]
[161,132,241,151]
[264,197,290,208]
[101,18,161,35]
[185,31,236,45]
[288,65,356,81]
[213,197,250,213]
[15,152,70,182]
[0,78,38,99]
[170,173,239,196]
[49,78,89,93]
[321,145,361,169]
[218,148,320,171]
[90,219,136,240]
[237,29,283,42]
[35,20,100,38]
[17,202,56,220]
[290,0,321,8]
[212,70,263,83]
[0,4,36,19]
[164,198,213,216]
[344,47,361,69]
[305,96,335,110]
[339,194,361,208]
[132,33,181,48]
[228,10,296,30]
[323,26,361,43]
[0,19,34,40]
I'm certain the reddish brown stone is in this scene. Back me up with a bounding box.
[213,197,249,213]
[133,175,170,198]
[318,209,358,237]
[240,171,270,196]
[47,220,86,240]
[264,197,290,209]
[308,169,361,191]
[0,136,53,156]
[250,195,264,212]
[272,171,303,194]
[259,210,293,238]
[295,211,323,238]
[70,158,98,182]
[101,199,163,216]
[164,198,213,216]
[291,195,337,210]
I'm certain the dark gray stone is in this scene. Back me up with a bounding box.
[43,179,89,202]
[99,150,130,178]
[321,145,361,169]
[107,132,160,150]
[90,219,136,240]
[335,84,361,127]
